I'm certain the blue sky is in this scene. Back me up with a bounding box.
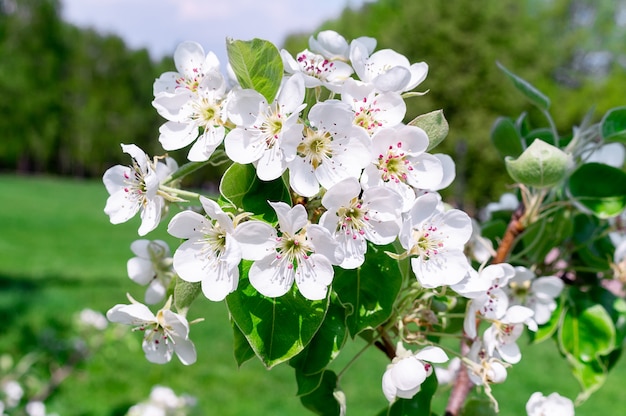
[60,0,369,63]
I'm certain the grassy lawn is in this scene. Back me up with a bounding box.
[1,174,625,415]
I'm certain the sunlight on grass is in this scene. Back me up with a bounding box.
[1,174,625,415]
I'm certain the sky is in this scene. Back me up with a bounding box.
[60,0,369,63]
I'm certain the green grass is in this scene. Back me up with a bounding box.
[1,174,626,415]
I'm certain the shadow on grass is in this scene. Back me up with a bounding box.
[0,271,125,354]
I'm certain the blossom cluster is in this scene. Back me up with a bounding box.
[101,30,569,409]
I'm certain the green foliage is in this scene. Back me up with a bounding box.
[333,242,403,338]
[496,61,551,111]
[378,373,439,416]
[568,163,626,218]
[408,110,449,151]
[491,117,524,158]
[218,162,290,222]
[601,106,626,143]
[227,38,284,103]
[557,287,626,402]
[227,277,329,368]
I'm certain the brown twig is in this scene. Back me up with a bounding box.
[445,341,471,416]
[493,203,526,264]
[375,327,397,360]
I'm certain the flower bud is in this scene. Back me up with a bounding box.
[505,139,571,188]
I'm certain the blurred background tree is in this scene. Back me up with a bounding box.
[1,0,625,210]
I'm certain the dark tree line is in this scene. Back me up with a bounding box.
[0,0,173,177]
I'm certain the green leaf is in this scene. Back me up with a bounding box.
[559,303,615,362]
[299,370,344,416]
[571,213,613,271]
[219,162,290,222]
[497,61,550,110]
[505,139,572,188]
[515,112,532,138]
[558,297,614,403]
[376,373,438,416]
[408,109,449,151]
[568,357,607,403]
[294,367,325,396]
[226,277,329,368]
[232,320,256,367]
[567,162,626,218]
[520,207,573,264]
[290,300,348,375]
[226,38,283,103]
[601,106,626,143]
[333,242,403,337]
[490,117,523,158]
[461,398,497,416]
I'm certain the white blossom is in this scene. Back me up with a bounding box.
[107,297,196,365]
[288,100,370,197]
[168,196,247,302]
[506,266,564,325]
[127,239,173,304]
[382,343,448,402]
[320,177,402,268]
[224,74,305,181]
[341,78,405,136]
[399,193,472,288]
[103,144,177,236]
[239,201,342,300]
[526,392,575,416]
[350,39,428,93]
[361,125,444,211]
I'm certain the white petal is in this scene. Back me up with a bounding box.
[172,336,197,365]
[145,281,166,304]
[382,370,398,402]
[158,121,198,151]
[503,305,535,324]
[413,249,470,288]
[270,201,308,235]
[138,197,164,236]
[102,165,128,195]
[107,303,155,325]
[295,255,334,300]
[127,257,154,285]
[233,221,277,261]
[532,276,564,298]
[200,196,234,233]
[172,239,208,283]
[498,341,522,364]
[167,210,209,239]
[414,346,448,364]
[201,263,239,302]
[142,337,173,364]
[104,190,139,224]
[174,41,208,79]
[249,256,293,298]
[390,357,426,391]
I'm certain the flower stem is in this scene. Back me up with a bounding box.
[159,185,202,201]
[162,160,211,185]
